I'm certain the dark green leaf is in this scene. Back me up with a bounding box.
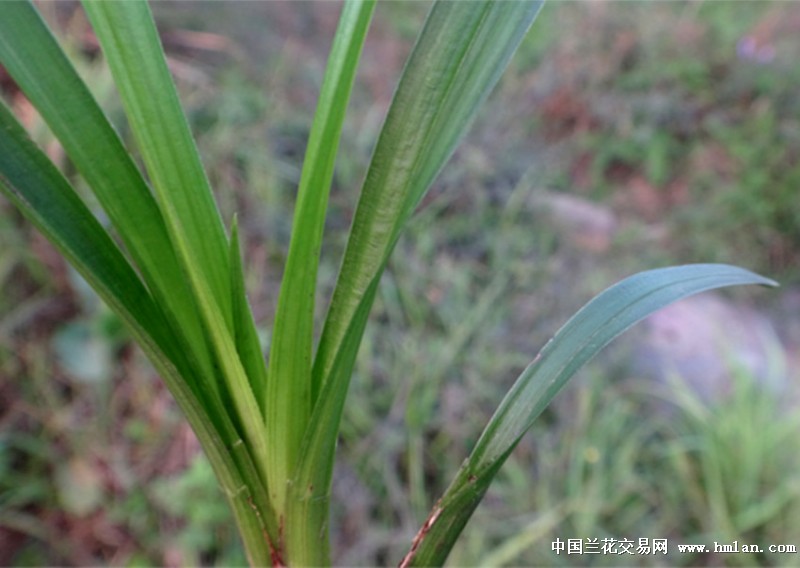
[314,0,543,400]
[0,0,217,385]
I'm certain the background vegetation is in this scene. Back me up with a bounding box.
[1,1,798,565]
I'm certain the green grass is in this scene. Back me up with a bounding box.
[0,2,794,566]
[451,360,800,567]
[522,2,800,279]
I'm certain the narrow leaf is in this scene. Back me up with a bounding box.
[0,0,216,386]
[314,0,544,400]
[82,0,234,331]
[266,0,375,517]
[288,3,542,561]
[229,217,268,413]
[0,99,172,365]
[83,2,277,538]
[286,278,380,565]
[404,264,777,565]
[0,99,279,563]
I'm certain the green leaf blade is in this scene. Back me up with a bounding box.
[265,0,375,521]
[229,217,268,414]
[81,0,234,330]
[314,0,544,399]
[473,265,777,467]
[77,2,281,549]
[0,0,216,382]
[286,278,380,566]
[405,264,777,565]
[0,101,170,364]
[291,2,543,561]
[0,96,278,564]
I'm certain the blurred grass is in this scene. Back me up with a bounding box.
[1,1,799,566]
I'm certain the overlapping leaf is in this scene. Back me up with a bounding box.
[0,2,780,567]
[0,98,276,565]
[83,1,272,508]
[266,0,375,519]
[0,0,279,559]
[313,2,545,400]
[0,1,216,388]
[275,2,544,563]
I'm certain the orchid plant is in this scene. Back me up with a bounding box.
[0,1,775,565]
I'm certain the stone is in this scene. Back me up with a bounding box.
[630,293,787,404]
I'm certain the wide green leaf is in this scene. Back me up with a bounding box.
[402,264,778,565]
[313,0,544,400]
[266,0,375,519]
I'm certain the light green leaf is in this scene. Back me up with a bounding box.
[229,217,268,413]
[82,0,234,332]
[266,0,375,518]
[287,278,380,565]
[403,264,778,566]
